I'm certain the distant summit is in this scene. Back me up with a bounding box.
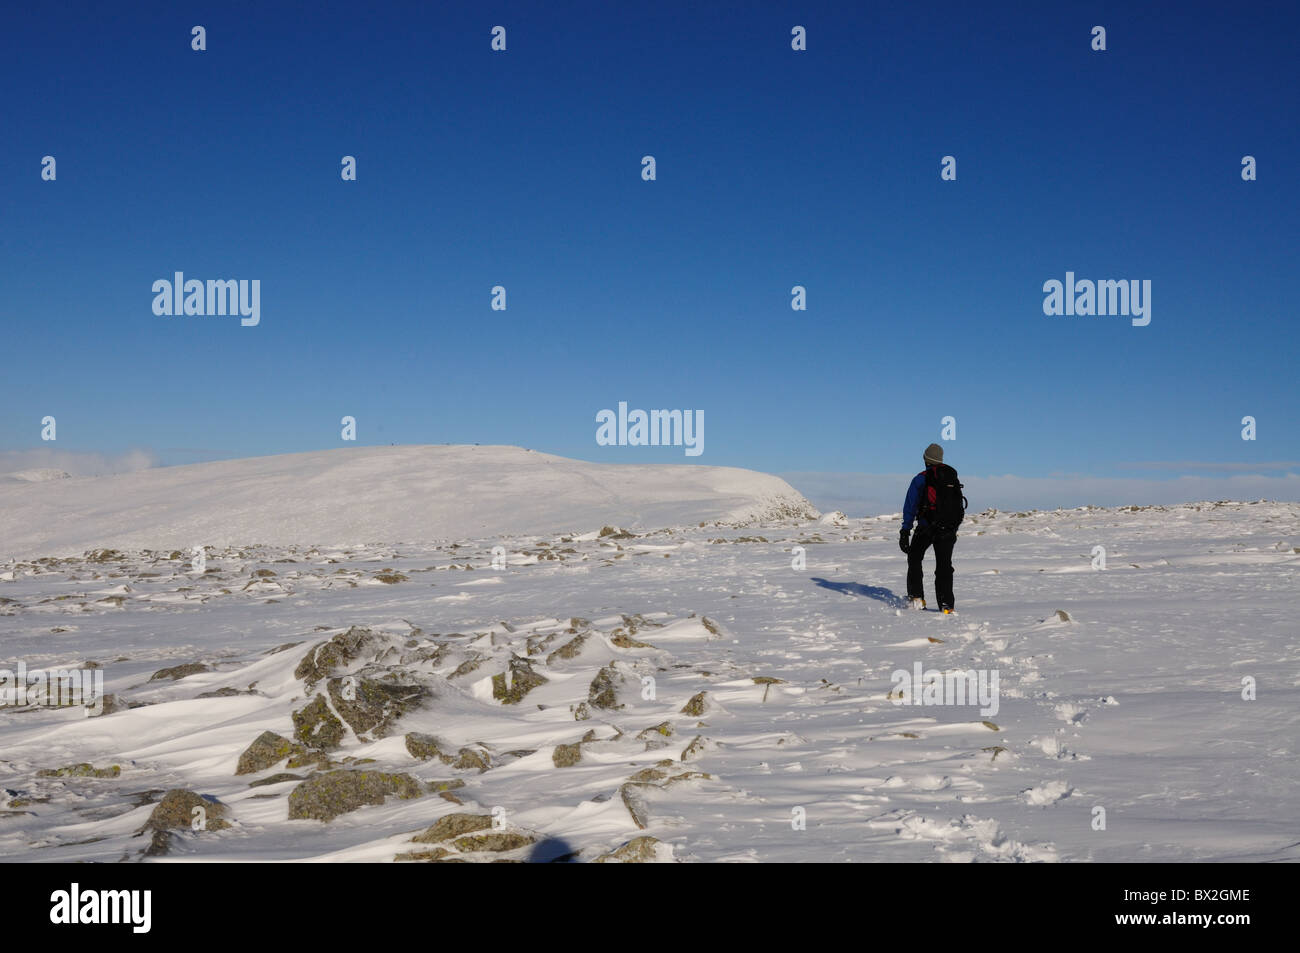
[0,445,819,559]
[0,467,72,483]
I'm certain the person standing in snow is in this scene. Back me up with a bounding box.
[899,443,966,613]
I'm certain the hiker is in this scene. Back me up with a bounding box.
[899,443,966,613]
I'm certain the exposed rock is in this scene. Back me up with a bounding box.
[680,691,707,716]
[449,655,487,679]
[452,832,535,852]
[588,664,623,710]
[412,813,493,843]
[547,631,589,664]
[287,769,422,822]
[552,743,582,768]
[424,779,467,803]
[149,662,211,682]
[595,836,672,863]
[326,675,429,739]
[453,747,491,773]
[287,749,332,770]
[36,763,120,779]
[394,847,451,862]
[143,789,230,832]
[86,691,131,712]
[294,626,381,686]
[235,731,311,775]
[291,695,346,750]
[404,731,454,763]
[491,655,547,704]
[681,735,707,761]
[610,628,654,649]
[619,783,651,829]
[248,772,308,788]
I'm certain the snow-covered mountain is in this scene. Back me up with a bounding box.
[0,445,818,561]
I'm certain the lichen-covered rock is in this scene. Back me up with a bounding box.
[595,836,673,863]
[144,830,172,856]
[236,731,310,775]
[412,812,493,843]
[287,749,332,770]
[87,693,130,716]
[588,664,623,710]
[610,628,654,649]
[681,735,708,762]
[248,772,308,788]
[287,769,422,822]
[144,789,230,832]
[453,747,491,773]
[546,631,589,664]
[680,691,707,717]
[451,832,535,852]
[448,655,486,679]
[491,655,547,704]
[425,779,467,803]
[294,626,381,686]
[394,847,452,862]
[326,675,429,739]
[291,695,346,750]
[149,662,211,681]
[619,783,651,829]
[36,763,120,779]
[405,731,454,763]
[574,702,591,721]
[628,766,669,783]
[552,743,582,768]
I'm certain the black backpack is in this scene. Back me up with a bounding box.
[923,464,967,533]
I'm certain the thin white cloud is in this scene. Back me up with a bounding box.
[782,470,1300,518]
[1117,461,1300,472]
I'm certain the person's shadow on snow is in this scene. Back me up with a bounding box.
[528,836,580,862]
[811,578,905,608]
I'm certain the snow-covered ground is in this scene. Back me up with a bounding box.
[0,449,1296,862]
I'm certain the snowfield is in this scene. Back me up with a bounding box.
[0,449,1296,862]
[0,445,818,561]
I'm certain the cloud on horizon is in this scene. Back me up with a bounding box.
[0,448,158,478]
[782,470,1300,518]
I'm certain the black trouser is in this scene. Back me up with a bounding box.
[906,526,955,609]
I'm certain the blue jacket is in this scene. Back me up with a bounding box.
[902,471,927,531]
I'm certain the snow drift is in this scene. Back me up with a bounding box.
[0,445,818,559]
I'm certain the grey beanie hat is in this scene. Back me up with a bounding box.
[923,443,944,465]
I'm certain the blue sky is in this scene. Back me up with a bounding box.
[2,1,1296,508]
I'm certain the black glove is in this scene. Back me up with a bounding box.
[899,529,910,553]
